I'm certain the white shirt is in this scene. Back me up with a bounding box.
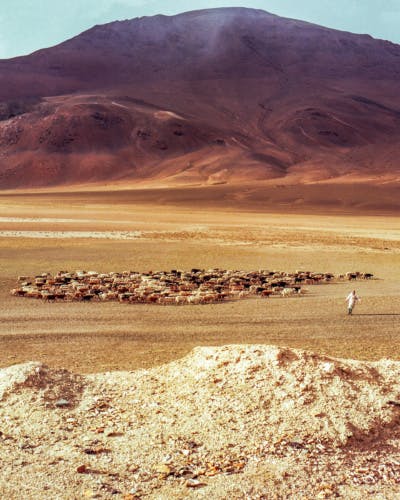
[346,292,359,307]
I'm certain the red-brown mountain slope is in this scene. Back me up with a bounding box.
[0,7,399,189]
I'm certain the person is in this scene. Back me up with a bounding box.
[346,290,360,315]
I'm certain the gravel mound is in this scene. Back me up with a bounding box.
[0,345,399,499]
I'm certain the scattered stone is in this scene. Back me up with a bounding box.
[83,446,111,455]
[154,464,172,475]
[1,345,400,498]
[127,464,140,473]
[55,399,70,408]
[185,478,207,488]
[106,431,124,437]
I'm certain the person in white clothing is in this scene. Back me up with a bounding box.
[346,290,360,315]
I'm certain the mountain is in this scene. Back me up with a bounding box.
[0,7,400,190]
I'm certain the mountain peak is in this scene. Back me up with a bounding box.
[0,8,399,191]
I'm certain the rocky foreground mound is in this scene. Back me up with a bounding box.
[0,345,399,499]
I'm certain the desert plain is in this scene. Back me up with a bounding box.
[1,186,400,371]
[1,186,400,499]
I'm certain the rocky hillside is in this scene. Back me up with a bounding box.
[0,8,399,189]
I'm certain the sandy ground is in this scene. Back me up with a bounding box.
[1,191,400,372]
[0,191,399,498]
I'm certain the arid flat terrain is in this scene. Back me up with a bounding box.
[1,190,400,372]
[1,190,400,499]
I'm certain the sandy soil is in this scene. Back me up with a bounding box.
[1,191,400,373]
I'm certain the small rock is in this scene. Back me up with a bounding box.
[83,446,110,455]
[321,362,334,374]
[186,478,207,488]
[154,464,172,475]
[106,431,124,437]
[77,464,88,473]
[55,399,70,408]
[163,454,172,464]
[288,441,304,449]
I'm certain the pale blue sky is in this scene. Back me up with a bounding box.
[1,0,399,59]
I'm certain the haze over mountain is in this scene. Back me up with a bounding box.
[0,7,399,191]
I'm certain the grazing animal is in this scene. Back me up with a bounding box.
[362,273,374,279]
[10,269,373,306]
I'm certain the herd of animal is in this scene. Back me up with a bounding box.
[10,269,374,305]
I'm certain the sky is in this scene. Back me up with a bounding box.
[0,0,399,59]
